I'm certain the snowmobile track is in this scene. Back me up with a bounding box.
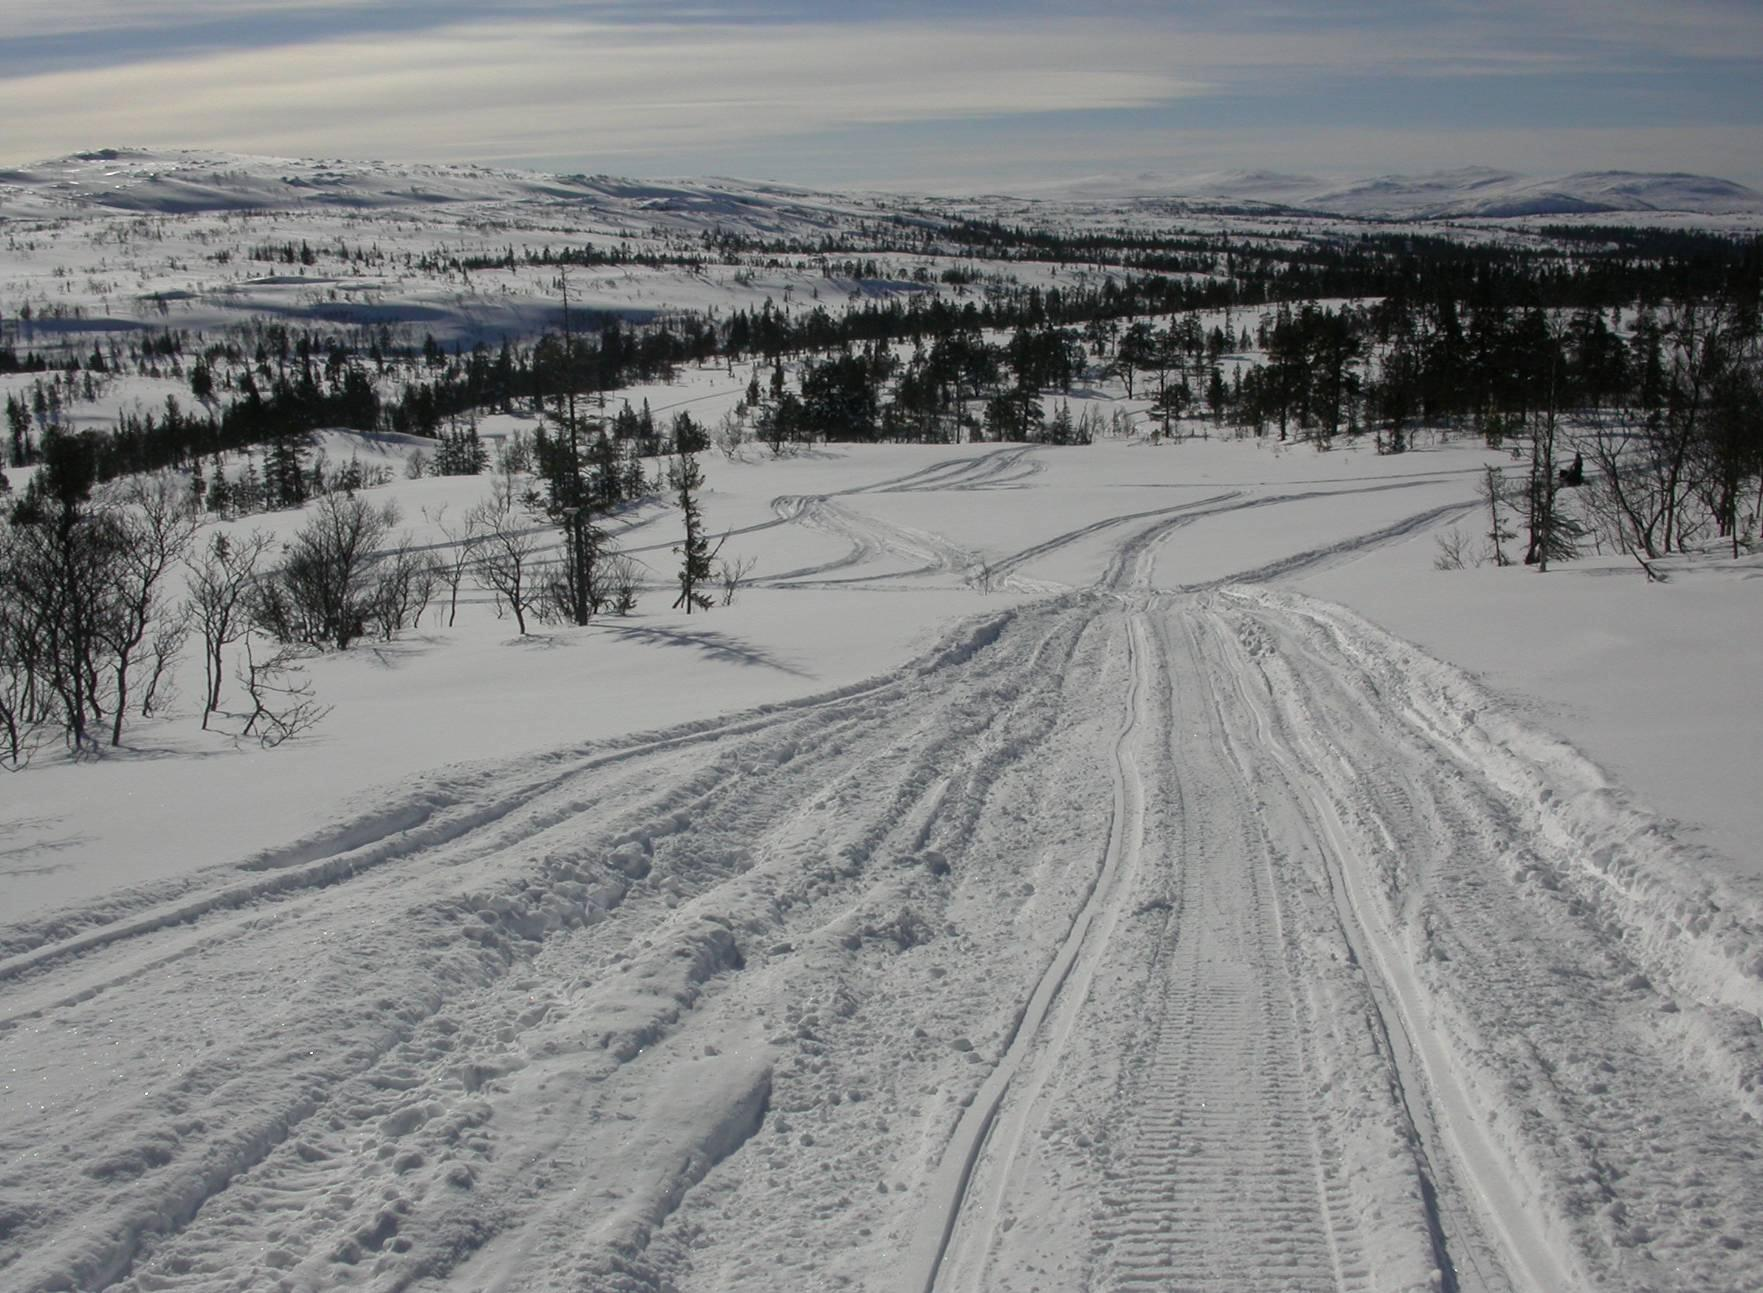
[1092,610,1367,1293]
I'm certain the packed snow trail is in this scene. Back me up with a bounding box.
[4,469,1763,1291]
[920,600,1443,1293]
[911,600,1763,1293]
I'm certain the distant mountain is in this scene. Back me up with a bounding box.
[1306,169,1763,219]
[0,147,890,239]
[1026,166,1763,219]
[1010,169,1323,205]
[5,148,1759,225]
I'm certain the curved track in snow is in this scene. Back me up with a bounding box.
[3,465,1761,1293]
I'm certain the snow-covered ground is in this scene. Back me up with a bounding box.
[4,427,1761,1293]
[4,148,1762,1290]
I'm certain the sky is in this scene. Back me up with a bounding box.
[2,0,1760,192]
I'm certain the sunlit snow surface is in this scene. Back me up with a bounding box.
[3,431,1759,1293]
[2,154,1761,1293]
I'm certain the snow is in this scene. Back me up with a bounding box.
[4,431,1761,1293]
[1019,164,1763,219]
[1300,544,1763,879]
[3,159,1763,1293]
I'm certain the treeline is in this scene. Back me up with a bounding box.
[8,218,1757,498]
[698,213,1763,312]
[437,243,707,275]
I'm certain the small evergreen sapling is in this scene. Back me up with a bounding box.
[669,444,718,614]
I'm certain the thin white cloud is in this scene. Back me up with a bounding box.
[0,0,384,36]
[1486,0,1763,65]
[0,17,1201,163]
[1,5,1754,187]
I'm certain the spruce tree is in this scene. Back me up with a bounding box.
[265,428,307,509]
[670,447,714,614]
[530,275,604,624]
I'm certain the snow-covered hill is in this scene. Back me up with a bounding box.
[9,149,1760,229]
[0,147,891,240]
[1029,164,1763,218]
[3,145,1762,1293]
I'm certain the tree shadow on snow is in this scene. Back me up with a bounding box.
[594,622,811,676]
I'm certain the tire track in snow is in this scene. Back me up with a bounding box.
[430,606,1104,1292]
[754,496,977,586]
[615,446,1038,567]
[1192,606,1502,1293]
[986,490,1241,588]
[1176,499,1478,591]
[1094,478,1459,593]
[912,609,1149,1293]
[1088,609,1374,1293]
[1212,587,1763,1292]
[10,454,1761,1293]
[0,600,1110,1293]
[756,446,1041,585]
[860,444,1044,493]
[912,600,1458,1293]
[0,605,1023,999]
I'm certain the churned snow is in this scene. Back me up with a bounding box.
[4,425,1761,1293]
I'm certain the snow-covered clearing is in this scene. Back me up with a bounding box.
[4,434,1761,1293]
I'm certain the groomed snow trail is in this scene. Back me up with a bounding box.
[5,451,1763,1293]
[920,600,1442,1293]
[912,595,1763,1293]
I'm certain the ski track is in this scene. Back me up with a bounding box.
[5,462,1762,1292]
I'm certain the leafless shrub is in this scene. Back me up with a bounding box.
[253,494,400,651]
[604,552,641,615]
[716,553,757,606]
[1433,526,1475,571]
[237,636,329,747]
[424,503,484,629]
[187,529,275,728]
[368,543,441,640]
[469,479,542,634]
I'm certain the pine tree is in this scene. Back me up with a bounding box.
[1047,402,1075,445]
[590,430,621,507]
[265,429,307,509]
[530,275,604,624]
[622,445,648,500]
[206,455,232,516]
[670,448,715,614]
[434,419,488,476]
[7,394,31,465]
[1522,382,1580,570]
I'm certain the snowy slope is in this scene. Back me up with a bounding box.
[0,147,893,238]
[3,432,1761,1293]
[11,149,1757,238]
